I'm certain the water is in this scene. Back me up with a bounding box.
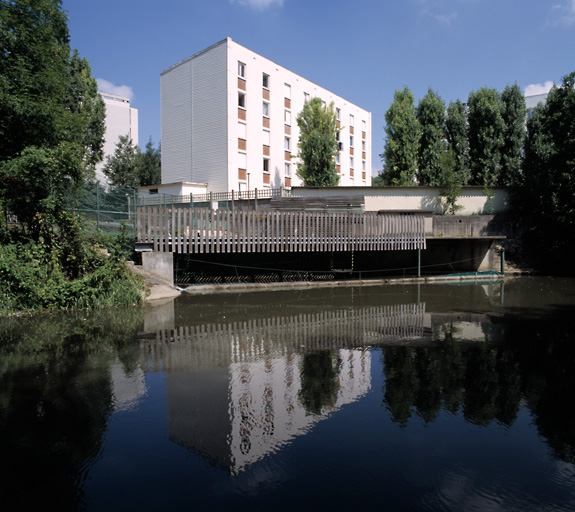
[1,277,575,511]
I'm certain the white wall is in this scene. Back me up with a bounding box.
[161,40,229,190]
[292,186,510,215]
[95,92,138,184]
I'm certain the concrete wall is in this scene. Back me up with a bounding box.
[292,186,509,215]
[142,252,174,284]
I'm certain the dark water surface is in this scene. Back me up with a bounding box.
[2,277,575,511]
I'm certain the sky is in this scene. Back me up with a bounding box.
[62,0,575,176]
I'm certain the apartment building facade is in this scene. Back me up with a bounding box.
[161,38,372,193]
[95,91,139,183]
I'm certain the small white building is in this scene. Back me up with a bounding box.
[161,37,372,194]
[95,91,139,183]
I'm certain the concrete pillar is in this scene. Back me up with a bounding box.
[141,252,174,285]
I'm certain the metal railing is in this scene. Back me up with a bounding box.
[138,187,289,207]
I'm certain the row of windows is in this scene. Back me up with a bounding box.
[238,60,291,96]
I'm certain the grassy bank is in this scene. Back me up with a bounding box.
[0,233,146,315]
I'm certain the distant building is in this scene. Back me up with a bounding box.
[160,37,372,194]
[524,92,549,118]
[95,91,139,183]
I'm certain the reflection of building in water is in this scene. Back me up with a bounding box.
[109,363,147,413]
[140,303,427,372]
[228,349,370,473]
[139,303,427,474]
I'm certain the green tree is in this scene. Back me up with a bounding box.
[439,148,463,215]
[0,0,105,239]
[520,72,575,268]
[138,138,161,187]
[296,97,339,187]
[103,136,161,188]
[416,88,446,186]
[445,99,470,185]
[380,86,420,186]
[103,135,140,188]
[500,83,527,186]
[467,87,505,187]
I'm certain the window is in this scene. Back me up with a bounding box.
[149,188,158,195]
[263,101,269,117]
[238,152,247,169]
[336,152,340,164]
[362,139,366,151]
[336,108,341,121]
[284,83,291,99]
[263,158,270,173]
[350,156,354,169]
[263,73,269,88]
[238,61,245,78]
[362,160,366,171]
[263,129,270,146]
[350,135,354,147]
[238,122,246,139]
[285,136,291,151]
[238,92,246,108]
[284,109,291,125]
[362,120,366,132]
[350,114,354,126]
[285,163,291,176]
[304,92,310,102]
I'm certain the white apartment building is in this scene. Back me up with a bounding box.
[161,37,372,193]
[95,91,139,183]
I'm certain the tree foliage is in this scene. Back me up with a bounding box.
[500,84,527,186]
[103,136,161,188]
[416,88,446,186]
[380,86,420,186]
[519,71,575,268]
[445,99,470,185]
[0,0,105,241]
[467,87,505,187]
[296,97,339,187]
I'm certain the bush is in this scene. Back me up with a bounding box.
[0,238,144,314]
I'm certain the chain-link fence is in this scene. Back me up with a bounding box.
[74,183,138,236]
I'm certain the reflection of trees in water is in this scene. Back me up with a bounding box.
[381,314,575,464]
[298,350,341,416]
[383,323,521,428]
[509,312,575,464]
[0,309,144,508]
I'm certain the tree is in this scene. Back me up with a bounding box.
[103,136,161,188]
[439,148,463,215]
[0,0,105,239]
[445,99,470,185]
[467,87,505,187]
[500,84,526,186]
[138,139,161,187]
[520,71,575,268]
[103,135,140,188]
[296,97,339,187]
[380,86,420,186]
[416,88,446,186]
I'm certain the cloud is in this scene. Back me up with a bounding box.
[523,81,554,96]
[96,78,134,100]
[431,11,458,25]
[549,0,575,26]
[231,0,284,10]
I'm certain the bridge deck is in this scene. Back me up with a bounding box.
[136,207,427,254]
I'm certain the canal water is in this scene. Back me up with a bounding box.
[1,277,575,511]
